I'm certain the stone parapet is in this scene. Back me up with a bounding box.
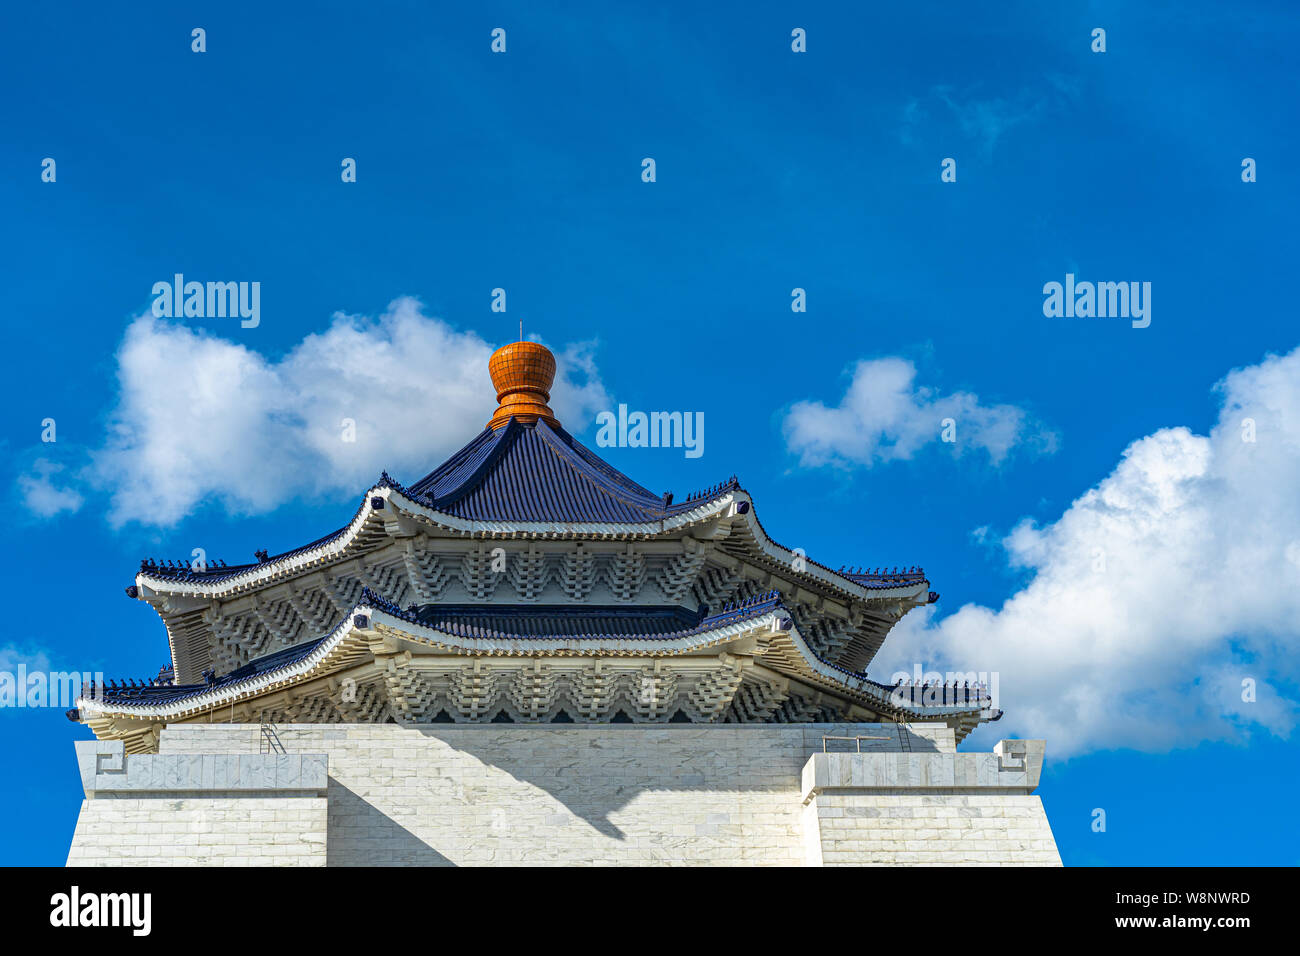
[800,740,1060,866]
[802,739,1047,798]
[75,740,328,798]
[66,725,1059,866]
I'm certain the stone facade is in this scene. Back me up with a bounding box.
[66,742,327,866]
[67,724,1060,866]
[801,741,1060,865]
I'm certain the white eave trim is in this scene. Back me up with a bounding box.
[133,487,930,606]
[76,601,980,724]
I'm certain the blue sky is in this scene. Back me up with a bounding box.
[2,2,1298,865]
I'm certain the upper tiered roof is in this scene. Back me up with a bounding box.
[130,413,745,588]
[404,417,726,523]
[131,339,919,599]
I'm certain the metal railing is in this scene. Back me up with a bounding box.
[821,734,891,753]
[821,725,917,753]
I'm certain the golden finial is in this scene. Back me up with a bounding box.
[486,339,560,430]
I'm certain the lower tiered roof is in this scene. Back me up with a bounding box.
[73,590,998,739]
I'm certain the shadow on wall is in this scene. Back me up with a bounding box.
[327,779,454,866]
[400,724,946,842]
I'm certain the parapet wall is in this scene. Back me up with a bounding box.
[67,724,1059,866]
[66,741,327,866]
[800,741,1060,865]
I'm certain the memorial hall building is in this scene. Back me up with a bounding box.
[67,340,1060,866]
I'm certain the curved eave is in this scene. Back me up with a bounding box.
[75,598,984,729]
[76,601,768,722]
[132,486,930,608]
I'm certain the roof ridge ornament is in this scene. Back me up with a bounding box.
[486,340,560,430]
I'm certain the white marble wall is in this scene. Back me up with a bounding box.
[805,793,1061,865]
[66,724,1061,866]
[66,740,328,866]
[66,797,327,866]
[800,744,1061,866]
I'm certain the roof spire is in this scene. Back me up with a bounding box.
[486,339,560,430]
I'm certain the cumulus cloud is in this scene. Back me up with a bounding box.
[0,646,51,675]
[68,297,608,527]
[872,345,1300,757]
[18,459,84,518]
[783,356,1053,468]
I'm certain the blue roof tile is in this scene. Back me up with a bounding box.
[405,418,728,522]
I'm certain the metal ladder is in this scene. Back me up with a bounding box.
[896,722,913,752]
[259,721,286,754]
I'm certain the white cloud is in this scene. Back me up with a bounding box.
[0,646,51,675]
[872,345,1300,757]
[783,356,1052,468]
[18,459,84,518]
[76,297,608,527]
